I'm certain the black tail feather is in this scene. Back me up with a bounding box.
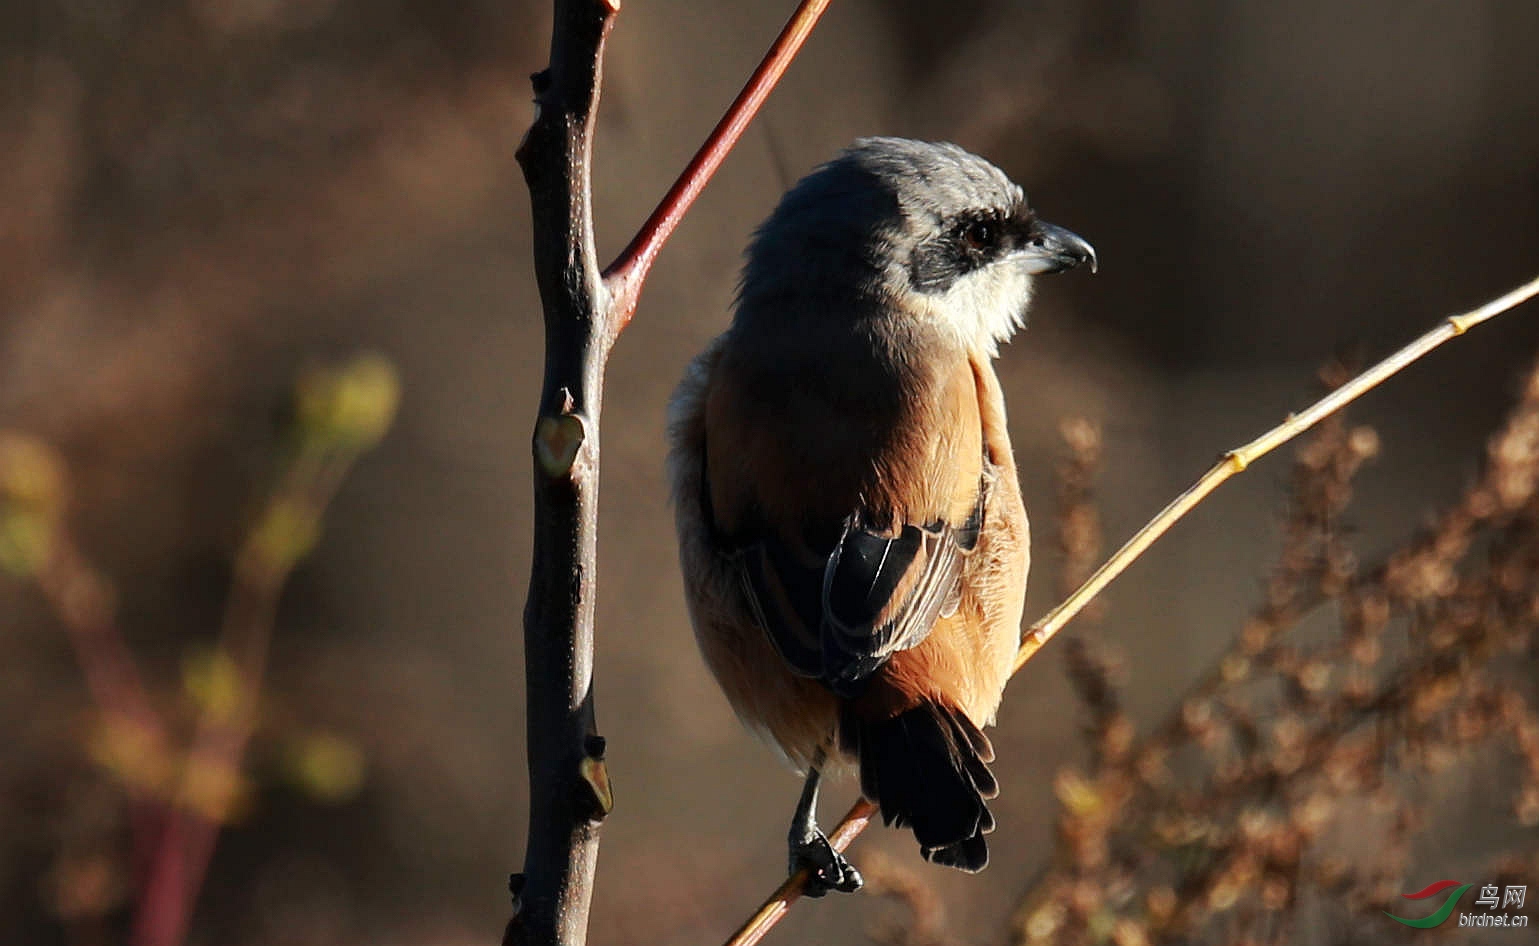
[840,701,998,872]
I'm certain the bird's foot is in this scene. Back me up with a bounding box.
[789,826,863,897]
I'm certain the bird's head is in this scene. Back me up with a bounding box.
[739,137,1095,356]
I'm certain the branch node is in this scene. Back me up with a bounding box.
[1447,314,1472,335]
[578,752,614,821]
[1226,449,1252,473]
[535,413,587,478]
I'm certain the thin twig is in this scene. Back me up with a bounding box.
[33,523,174,876]
[39,538,163,737]
[723,801,877,946]
[604,0,832,329]
[131,448,363,946]
[721,272,1539,946]
[1016,272,1539,670]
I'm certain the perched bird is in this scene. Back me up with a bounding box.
[668,137,1095,893]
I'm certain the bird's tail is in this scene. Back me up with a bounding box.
[840,699,998,871]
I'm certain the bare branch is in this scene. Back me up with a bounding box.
[1016,272,1539,669]
[723,801,876,946]
[512,2,828,944]
[508,3,620,944]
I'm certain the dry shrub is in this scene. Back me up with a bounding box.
[1007,360,1539,946]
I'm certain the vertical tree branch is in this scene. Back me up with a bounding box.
[508,3,619,946]
[511,2,828,943]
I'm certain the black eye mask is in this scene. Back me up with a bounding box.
[909,208,1037,294]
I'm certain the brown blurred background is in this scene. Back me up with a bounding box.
[3,1,1538,944]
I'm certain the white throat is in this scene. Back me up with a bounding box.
[908,264,1035,357]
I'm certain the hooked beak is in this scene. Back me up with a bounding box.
[1016,221,1097,275]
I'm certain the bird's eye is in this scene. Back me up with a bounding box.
[960,219,994,253]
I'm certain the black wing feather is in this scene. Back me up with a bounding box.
[731,479,987,694]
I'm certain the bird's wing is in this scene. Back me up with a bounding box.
[733,484,985,696]
[702,344,988,694]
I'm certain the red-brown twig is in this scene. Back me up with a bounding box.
[5,356,394,946]
[40,540,161,737]
[2,434,176,900]
[604,0,831,329]
[131,447,363,946]
[34,523,175,877]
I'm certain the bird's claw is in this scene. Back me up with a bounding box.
[790,828,863,896]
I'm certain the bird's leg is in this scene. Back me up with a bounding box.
[787,749,863,896]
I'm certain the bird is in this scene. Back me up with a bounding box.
[667,137,1095,894]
